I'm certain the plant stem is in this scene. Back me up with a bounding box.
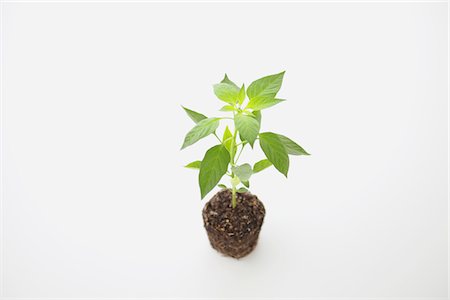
[213,133,222,144]
[230,123,238,208]
[235,144,245,164]
[231,178,237,208]
[230,129,237,166]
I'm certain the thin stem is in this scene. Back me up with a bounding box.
[231,181,237,208]
[230,112,238,208]
[235,144,245,164]
[213,133,222,144]
[230,175,239,208]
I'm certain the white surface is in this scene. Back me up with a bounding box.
[1,2,448,299]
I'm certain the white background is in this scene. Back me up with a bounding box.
[1,2,448,299]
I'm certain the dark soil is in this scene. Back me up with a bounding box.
[202,189,266,259]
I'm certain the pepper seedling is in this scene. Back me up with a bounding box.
[181,71,309,208]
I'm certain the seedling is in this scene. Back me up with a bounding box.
[181,71,309,208]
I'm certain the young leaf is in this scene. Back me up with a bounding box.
[213,83,240,104]
[223,125,232,146]
[219,105,236,112]
[247,71,285,101]
[276,134,310,155]
[242,180,250,188]
[246,97,285,111]
[259,132,289,177]
[237,187,248,193]
[253,159,272,173]
[222,126,236,158]
[237,84,246,105]
[234,113,260,147]
[218,184,228,189]
[231,175,240,186]
[182,106,207,123]
[253,110,262,124]
[199,145,230,199]
[181,118,220,149]
[231,163,253,182]
[185,160,202,169]
[221,74,239,90]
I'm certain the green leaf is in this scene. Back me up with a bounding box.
[259,132,289,177]
[219,105,236,112]
[222,126,236,157]
[182,106,207,123]
[199,145,230,199]
[237,187,248,193]
[253,110,262,125]
[223,126,232,148]
[213,83,240,104]
[237,84,246,105]
[253,159,272,173]
[247,71,285,101]
[231,163,252,182]
[185,160,202,169]
[234,113,260,147]
[218,184,228,189]
[221,74,239,90]
[181,118,220,149]
[247,97,285,111]
[231,176,240,186]
[242,180,250,188]
[276,134,310,155]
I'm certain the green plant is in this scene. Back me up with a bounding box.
[181,71,309,208]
